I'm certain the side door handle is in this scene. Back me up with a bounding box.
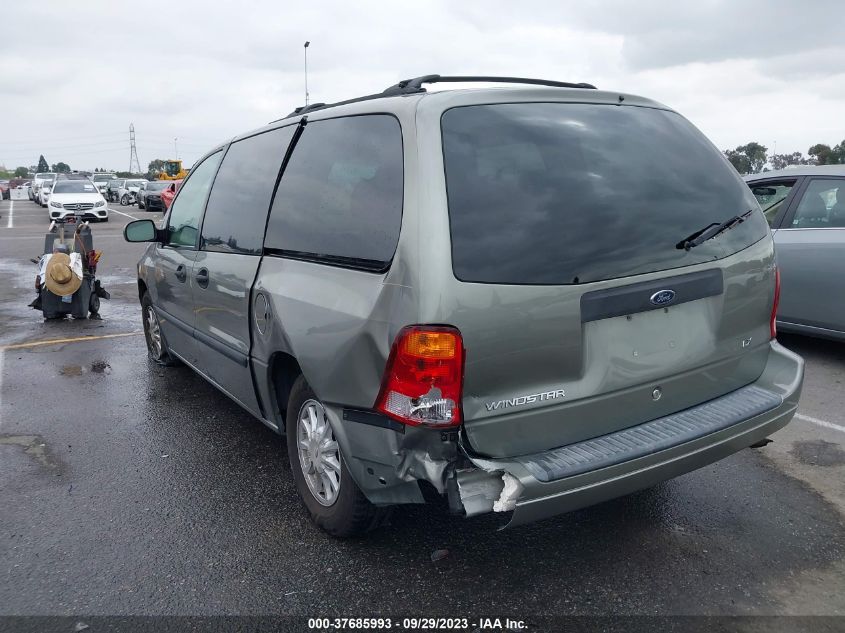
[195,267,210,289]
[175,264,187,283]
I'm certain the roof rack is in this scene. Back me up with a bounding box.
[382,74,597,95]
[281,74,596,119]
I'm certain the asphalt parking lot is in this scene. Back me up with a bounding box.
[1,197,844,619]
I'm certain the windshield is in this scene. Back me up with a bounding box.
[53,181,98,194]
[92,174,114,182]
[441,103,767,285]
[146,181,170,191]
[37,173,56,180]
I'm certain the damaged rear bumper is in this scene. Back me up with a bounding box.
[461,341,803,527]
[328,341,802,529]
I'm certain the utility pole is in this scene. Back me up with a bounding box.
[304,41,310,106]
[129,123,141,174]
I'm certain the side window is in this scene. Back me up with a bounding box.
[201,126,296,255]
[749,180,796,227]
[166,150,223,247]
[264,115,403,269]
[791,179,845,228]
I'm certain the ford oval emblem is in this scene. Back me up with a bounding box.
[650,289,676,306]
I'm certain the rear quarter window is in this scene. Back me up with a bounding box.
[441,103,767,285]
[264,114,403,270]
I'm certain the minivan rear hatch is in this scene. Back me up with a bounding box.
[438,100,774,458]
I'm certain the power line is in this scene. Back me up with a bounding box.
[0,134,221,151]
[0,133,127,146]
[0,140,129,152]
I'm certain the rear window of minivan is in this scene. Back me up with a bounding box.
[441,103,767,285]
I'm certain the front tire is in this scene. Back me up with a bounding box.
[120,194,129,206]
[285,376,385,537]
[141,292,178,366]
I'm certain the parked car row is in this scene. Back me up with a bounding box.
[22,172,109,222]
[104,178,147,205]
[91,172,117,197]
[30,172,57,205]
[137,180,173,211]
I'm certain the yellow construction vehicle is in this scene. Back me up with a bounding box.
[157,160,189,180]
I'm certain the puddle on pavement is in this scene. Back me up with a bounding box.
[90,361,112,374]
[0,434,59,470]
[59,361,112,376]
[790,439,845,467]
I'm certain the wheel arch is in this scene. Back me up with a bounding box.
[267,351,303,427]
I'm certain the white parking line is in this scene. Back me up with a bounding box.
[6,200,13,228]
[796,413,845,435]
[109,207,139,221]
[0,348,4,427]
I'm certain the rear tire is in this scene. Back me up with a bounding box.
[141,292,178,366]
[285,376,386,537]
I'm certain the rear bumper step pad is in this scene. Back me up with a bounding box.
[516,385,782,483]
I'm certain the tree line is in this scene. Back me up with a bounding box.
[723,140,845,175]
[10,141,843,183]
[7,155,174,180]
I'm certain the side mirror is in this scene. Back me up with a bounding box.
[124,219,158,243]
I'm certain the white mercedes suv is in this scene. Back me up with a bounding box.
[48,179,109,222]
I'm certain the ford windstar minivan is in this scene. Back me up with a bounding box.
[125,75,804,536]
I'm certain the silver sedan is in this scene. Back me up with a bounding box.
[746,165,845,341]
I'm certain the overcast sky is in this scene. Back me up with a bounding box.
[1,0,842,172]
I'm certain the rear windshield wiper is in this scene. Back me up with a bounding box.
[676,209,754,251]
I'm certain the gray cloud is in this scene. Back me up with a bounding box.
[0,0,842,171]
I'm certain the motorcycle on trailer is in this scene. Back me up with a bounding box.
[29,213,110,320]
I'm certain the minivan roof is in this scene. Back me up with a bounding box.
[227,82,670,149]
[744,164,845,180]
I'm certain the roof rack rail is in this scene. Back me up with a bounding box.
[290,102,327,116]
[381,74,597,95]
[279,74,597,120]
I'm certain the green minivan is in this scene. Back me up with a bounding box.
[125,75,804,536]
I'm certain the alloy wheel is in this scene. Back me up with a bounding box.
[144,305,163,358]
[296,399,341,506]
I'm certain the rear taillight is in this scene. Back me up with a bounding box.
[770,267,781,339]
[375,325,464,427]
